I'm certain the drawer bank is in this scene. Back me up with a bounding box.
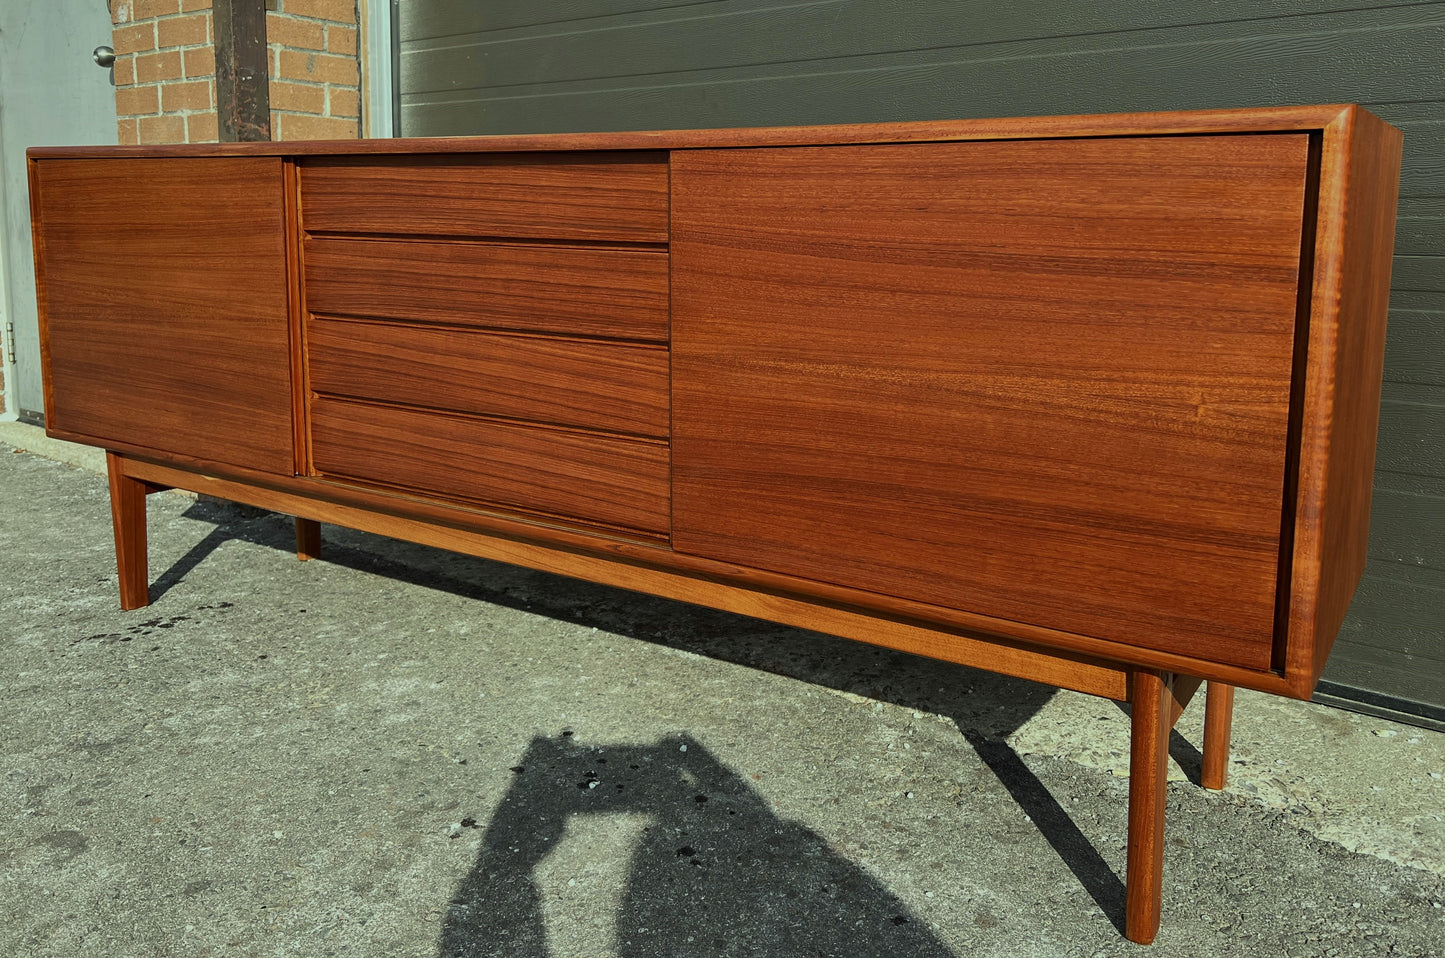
[27,105,1401,944]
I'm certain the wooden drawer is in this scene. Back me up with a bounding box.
[310,398,670,536]
[303,237,669,341]
[300,152,668,243]
[308,317,669,438]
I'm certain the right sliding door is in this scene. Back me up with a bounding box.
[670,135,1312,670]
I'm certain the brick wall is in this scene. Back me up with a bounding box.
[109,0,360,145]
[268,0,361,139]
[111,0,217,144]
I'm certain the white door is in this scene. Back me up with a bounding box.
[0,0,118,421]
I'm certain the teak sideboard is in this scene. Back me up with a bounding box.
[28,105,1401,944]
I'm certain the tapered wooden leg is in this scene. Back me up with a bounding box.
[295,517,322,561]
[1201,682,1235,790]
[1126,668,1172,945]
[106,451,150,611]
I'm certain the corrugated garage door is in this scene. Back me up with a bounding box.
[397,1,1445,729]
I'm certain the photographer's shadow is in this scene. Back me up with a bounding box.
[439,733,955,958]
[159,504,1206,946]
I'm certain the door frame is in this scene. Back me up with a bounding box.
[0,117,16,423]
[362,0,398,138]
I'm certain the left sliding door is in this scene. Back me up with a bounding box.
[30,156,294,474]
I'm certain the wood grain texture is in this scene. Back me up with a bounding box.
[308,317,669,438]
[302,237,669,341]
[119,454,1131,699]
[107,451,151,611]
[295,517,322,561]
[100,434,1306,696]
[284,159,310,476]
[29,110,1405,947]
[34,157,293,473]
[30,108,1401,701]
[1126,669,1174,945]
[27,104,1354,161]
[672,135,1311,670]
[1202,682,1236,789]
[310,397,670,536]
[299,153,668,243]
[1286,105,1404,695]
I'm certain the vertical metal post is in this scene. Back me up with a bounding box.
[213,0,271,142]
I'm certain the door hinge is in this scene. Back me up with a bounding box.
[3,322,13,365]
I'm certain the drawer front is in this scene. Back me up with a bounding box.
[311,398,670,535]
[308,317,669,438]
[300,152,668,243]
[304,237,669,341]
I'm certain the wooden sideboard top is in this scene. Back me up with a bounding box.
[28,103,1364,160]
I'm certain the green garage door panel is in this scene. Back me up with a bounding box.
[399,0,1445,726]
[398,2,1443,133]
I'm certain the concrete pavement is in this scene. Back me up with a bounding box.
[2,423,1442,957]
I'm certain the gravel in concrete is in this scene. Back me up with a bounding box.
[2,428,1442,957]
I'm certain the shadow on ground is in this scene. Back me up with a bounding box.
[438,732,955,957]
[166,500,1211,949]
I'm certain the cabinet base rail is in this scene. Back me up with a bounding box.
[104,450,1233,945]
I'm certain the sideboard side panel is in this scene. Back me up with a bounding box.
[1289,108,1404,691]
[671,135,1312,670]
[32,156,293,473]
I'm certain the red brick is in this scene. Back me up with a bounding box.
[282,0,356,24]
[112,1,135,25]
[161,79,212,112]
[276,112,357,140]
[135,49,184,81]
[277,49,356,85]
[113,55,136,86]
[115,83,160,116]
[328,86,359,118]
[184,45,215,78]
[187,111,219,142]
[267,13,324,49]
[181,0,212,10]
[138,113,186,144]
[157,13,208,48]
[326,24,357,55]
[118,118,140,145]
[112,22,156,55]
[135,0,181,17]
[269,79,325,113]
